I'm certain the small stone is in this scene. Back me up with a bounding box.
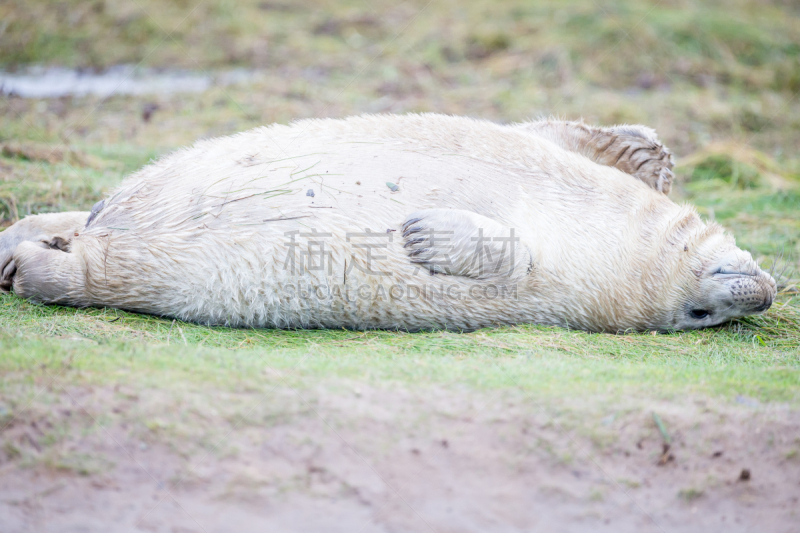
[739,468,751,481]
[386,182,399,192]
[306,189,315,197]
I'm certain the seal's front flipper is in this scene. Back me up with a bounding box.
[401,209,532,279]
[517,120,674,194]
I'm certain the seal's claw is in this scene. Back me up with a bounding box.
[0,259,15,292]
[607,125,674,194]
[402,217,422,231]
[404,237,425,248]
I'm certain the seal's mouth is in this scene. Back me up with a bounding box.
[752,299,773,313]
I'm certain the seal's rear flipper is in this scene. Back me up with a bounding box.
[0,212,90,292]
[11,241,86,306]
[401,209,532,280]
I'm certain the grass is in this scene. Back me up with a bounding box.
[1,286,799,402]
[1,0,800,475]
[3,0,799,92]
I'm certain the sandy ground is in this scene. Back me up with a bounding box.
[1,383,799,532]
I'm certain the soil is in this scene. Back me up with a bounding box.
[1,383,798,532]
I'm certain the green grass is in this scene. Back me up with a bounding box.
[2,287,799,403]
[3,0,799,93]
[0,144,161,218]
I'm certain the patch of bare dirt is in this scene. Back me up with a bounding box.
[1,383,799,532]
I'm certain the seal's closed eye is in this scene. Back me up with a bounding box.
[690,309,710,320]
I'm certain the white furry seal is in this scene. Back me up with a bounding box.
[0,114,777,332]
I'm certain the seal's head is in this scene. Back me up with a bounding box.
[663,228,777,330]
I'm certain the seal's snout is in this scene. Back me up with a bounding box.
[702,247,778,321]
[720,267,777,315]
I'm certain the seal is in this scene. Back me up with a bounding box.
[0,114,777,332]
